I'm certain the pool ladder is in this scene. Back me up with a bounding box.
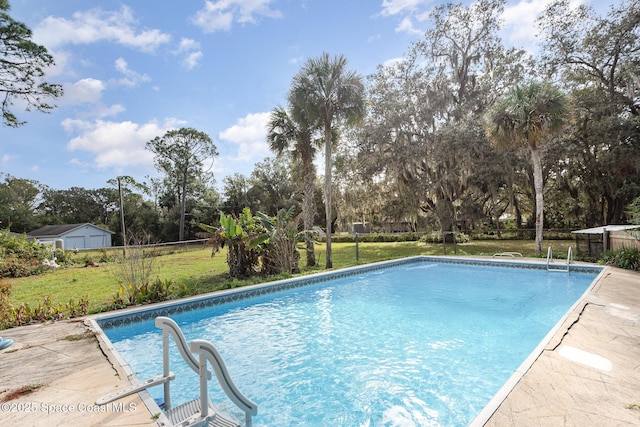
[546,246,573,272]
[96,316,257,427]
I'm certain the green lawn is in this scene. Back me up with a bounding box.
[5,239,576,316]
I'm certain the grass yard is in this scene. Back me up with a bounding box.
[4,239,576,317]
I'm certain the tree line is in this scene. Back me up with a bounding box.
[337,0,639,245]
[0,157,303,245]
[1,0,639,262]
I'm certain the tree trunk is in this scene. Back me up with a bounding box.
[179,174,187,241]
[531,147,544,255]
[324,120,333,269]
[302,154,316,267]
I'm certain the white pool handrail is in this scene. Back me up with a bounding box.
[492,251,523,258]
[156,316,210,409]
[546,246,572,273]
[97,317,256,427]
[95,317,204,409]
[191,339,258,427]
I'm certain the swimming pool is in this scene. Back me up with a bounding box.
[95,257,602,426]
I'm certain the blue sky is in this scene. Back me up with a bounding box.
[0,0,619,191]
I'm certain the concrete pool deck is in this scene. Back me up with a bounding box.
[0,261,639,426]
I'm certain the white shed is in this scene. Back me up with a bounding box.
[28,223,114,250]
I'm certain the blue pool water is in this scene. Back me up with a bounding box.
[101,260,599,426]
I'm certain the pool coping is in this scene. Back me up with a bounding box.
[87,256,605,426]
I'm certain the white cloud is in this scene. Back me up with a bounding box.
[178,38,201,52]
[501,0,587,52]
[68,158,89,170]
[183,51,204,70]
[219,112,271,162]
[59,78,125,118]
[174,38,203,70]
[1,154,16,168]
[380,0,590,49]
[45,50,71,78]
[192,0,282,33]
[60,78,105,105]
[61,118,92,134]
[379,0,431,34]
[287,44,303,65]
[289,56,304,65]
[95,104,126,119]
[395,16,422,34]
[380,0,428,16]
[501,0,549,51]
[62,118,181,170]
[114,57,151,87]
[382,57,405,68]
[33,6,171,53]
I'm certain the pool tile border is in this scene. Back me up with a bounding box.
[95,256,602,330]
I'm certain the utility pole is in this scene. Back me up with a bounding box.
[118,176,127,258]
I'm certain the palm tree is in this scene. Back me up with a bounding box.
[486,81,568,255]
[267,106,318,266]
[288,53,365,268]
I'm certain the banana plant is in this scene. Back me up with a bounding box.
[256,207,303,275]
[199,209,269,278]
[218,212,244,240]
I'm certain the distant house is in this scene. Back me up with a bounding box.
[28,223,114,250]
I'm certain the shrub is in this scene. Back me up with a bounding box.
[330,232,422,243]
[110,277,175,308]
[66,296,90,318]
[601,247,640,271]
[112,233,157,299]
[626,196,640,224]
[173,281,197,298]
[0,230,49,278]
[98,249,114,263]
[419,231,470,244]
[52,248,72,265]
[0,281,89,329]
[0,281,13,329]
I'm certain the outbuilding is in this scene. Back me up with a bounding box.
[571,224,639,257]
[28,223,114,250]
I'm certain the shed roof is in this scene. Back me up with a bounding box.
[571,224,639,235]
[28,223,114,238]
